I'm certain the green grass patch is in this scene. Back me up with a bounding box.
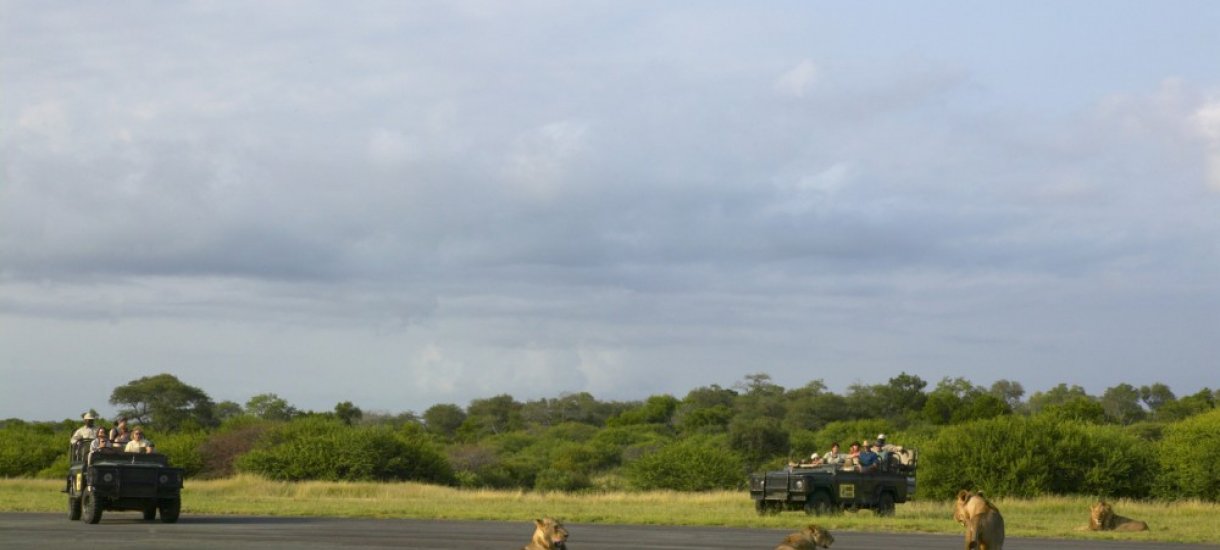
[4,477,1216,544]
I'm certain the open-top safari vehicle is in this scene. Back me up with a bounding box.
[64,440,184,524]
[749,448,916,516]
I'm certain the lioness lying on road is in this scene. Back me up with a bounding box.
[521,517,569,550]
[774,523,834,549]
[955,490,1004,550]
[1089,500,1149,532]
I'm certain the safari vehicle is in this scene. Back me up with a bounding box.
[749,450,917,516]
[63,440,184,524]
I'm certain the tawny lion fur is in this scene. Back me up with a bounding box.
[521,517,569,550]
[1088,500,1149,532]
[774,523,835,549]
[955,490,1004,550]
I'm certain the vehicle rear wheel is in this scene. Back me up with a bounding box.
[804,491,833,516]
[159,498,181,523]
[81,491,102,524]
[68,496,81,521]
[875,491,895,516]
[142,503,157,520]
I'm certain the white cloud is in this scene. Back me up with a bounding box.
[1194,99,1220,191]
[503,120,589,199]
[774,60,818,98]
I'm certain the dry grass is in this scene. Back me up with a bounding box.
[3,477,1216,544]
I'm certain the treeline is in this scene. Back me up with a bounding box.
[2,372,1217,501]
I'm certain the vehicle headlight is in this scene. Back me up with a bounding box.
[159,474,169,484]
[795,480,804,489]
[102,473,114,483]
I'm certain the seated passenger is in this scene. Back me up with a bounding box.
[822,442,844,465]
[876,433,902,468]
[89,427,116,452]
[110,417,132,445]
[124,428,155,454]
[857,444,880,473]
[804,452,823,467]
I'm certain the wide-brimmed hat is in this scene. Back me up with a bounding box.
[82,412,97,420]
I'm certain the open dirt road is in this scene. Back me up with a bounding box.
[2,512,1215,549]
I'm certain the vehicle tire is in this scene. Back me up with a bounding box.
[159,498,181,524]
[143,503,157,520]
[875,491,895,517]
[68,496,82,521]
[754,499,768,516]
[81,491,102,524]
[804,491,833,516]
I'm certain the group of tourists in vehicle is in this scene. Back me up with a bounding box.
[791,433,911,473]
[69,412,155,454]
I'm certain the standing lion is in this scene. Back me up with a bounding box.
[521,517,569,550]
[775,523,834,549]
[1088,500,1149,532]
[954,490,1004,550]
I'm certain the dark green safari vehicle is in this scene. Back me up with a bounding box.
[63,440,184,524]
[748,450,917,516]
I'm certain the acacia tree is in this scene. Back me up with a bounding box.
[109,373,216,430]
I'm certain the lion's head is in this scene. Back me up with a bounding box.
[801,524,834,548]
[1089,500,1113,531]
[531,517,569,549]
[954,489,991,526]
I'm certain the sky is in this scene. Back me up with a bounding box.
[3,1,1218,422]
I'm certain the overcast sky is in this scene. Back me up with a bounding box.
[3,2,1218,421]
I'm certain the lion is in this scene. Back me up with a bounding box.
[774,523,835,549]
[954,490,1003,550]
[964,508,1005,550]
[521,517,569,550]
[953,489,993,526]
[1088,500,1148,532]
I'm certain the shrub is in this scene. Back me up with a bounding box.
[236,417,453,483]
[1154,408,1220,501]
[152,431,207,478]
[920,416,1153,499]
[624,435,743,491]
[198,418,276,478]
[0,423,64,477]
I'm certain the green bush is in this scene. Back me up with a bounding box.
[624,435,743,491]
[152,431,207,478]
[534,468,591,492]
[1154,409,1220,501]
[920,416,1153,499]
[236,417,453,483]
[0,423,64,477]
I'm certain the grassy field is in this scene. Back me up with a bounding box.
[3,477,1216,544]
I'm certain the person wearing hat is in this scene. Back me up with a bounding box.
[70,412,99,444]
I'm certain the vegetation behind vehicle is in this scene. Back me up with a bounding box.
[2,372,1218,501]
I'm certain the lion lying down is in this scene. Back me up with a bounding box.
[1088,500,1149,532]
[954,490,1004,550]
[775,524,834,549]
[521,517,569,550]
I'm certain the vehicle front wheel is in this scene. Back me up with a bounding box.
[875,492,895,517]
[159,498,181,523]
[68,496,81,521]
[81,491,102,524]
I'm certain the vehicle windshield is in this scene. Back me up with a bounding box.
[90,452,168,467]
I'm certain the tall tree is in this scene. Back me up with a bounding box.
[109,373,216,430]
[1100,383,1147,424]
[245,393,300,421]
[334,401,364,426]
[989,379,1026,410]
[423,403,467,438]
[1139,383,1176,412]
